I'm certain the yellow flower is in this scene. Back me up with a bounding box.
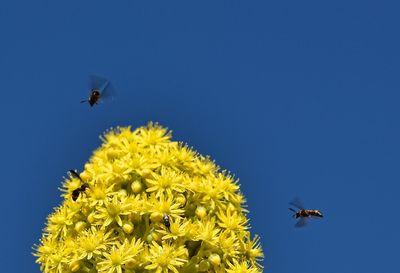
[38,241,74,273]
[87,183,115,207]
[46,206,74,239]
[146,167,186,198]
[148,192,185,219]
[34,237,58,271]
[193,217,220,246]
[218,230,240,259]
[97,242,131,273]
[226,259,262,273]
[77,227,113,260]
[34,123,264,273]
[158,217,190,240]
[96,195,131,227]
[192,156,218,176]
[145,241,187,273]
[240,232,264,269]
[216,208,249,233]
[134,122,171,147]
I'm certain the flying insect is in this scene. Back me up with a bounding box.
[289,198,323,227]
[81,75,116,106]
[68,170,89,201]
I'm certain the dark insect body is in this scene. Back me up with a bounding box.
[68,170,89,201]
[289,198,323,227]
[81,75,116,107]
[71,183,89,201]
[86,90,101,107]
[290,208,323,219]
[163,214,171,231]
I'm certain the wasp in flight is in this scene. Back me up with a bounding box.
[289,198,323,227]
[81,75,116,106]
[68,170,89,201]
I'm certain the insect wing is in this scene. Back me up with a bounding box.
[289,208,297,214]
[289,197,305,210]
[99,81,117,101]
[68,170,83,182]
[295,218,307,228]
[89,75,108,91]
[89,75,117,102]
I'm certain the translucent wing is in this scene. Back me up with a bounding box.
[88,75,117,102]
[99,81,117,100]
[289,208,297,214]
[289,197,305,210]
[89,75,108,91]
[295,218,307,228]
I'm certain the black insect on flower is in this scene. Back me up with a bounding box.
[68,170,89,201]
[81,75,116,107]
[163,213,171,231]
[289,197,323,227]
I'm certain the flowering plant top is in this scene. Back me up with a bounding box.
[34,123,263,273]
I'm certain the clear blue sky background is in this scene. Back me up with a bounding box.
[1,1,399,273]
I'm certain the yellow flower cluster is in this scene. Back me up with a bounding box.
[34,123,264,273]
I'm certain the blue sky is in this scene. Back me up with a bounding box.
[1,1,399,272]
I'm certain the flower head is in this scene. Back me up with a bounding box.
[34,123,264,272]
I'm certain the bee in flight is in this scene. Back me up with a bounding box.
[68,170,89,201]
[81,75,116,106]
[289,198,323,227]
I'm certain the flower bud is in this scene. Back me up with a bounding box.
[122,222,134,234]
[176,194,186,207]
[208,253,221,266]
[69,260,80,272]
[131,180,142,194]
[118,189,127,197]
[74,221,86,233]
[195,206,207,219]
[150,212,163,223]
[198,260,210,272]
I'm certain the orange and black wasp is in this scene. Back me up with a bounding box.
[81,75,116,107]
[289,198,323,227]
[68,170,89,201]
